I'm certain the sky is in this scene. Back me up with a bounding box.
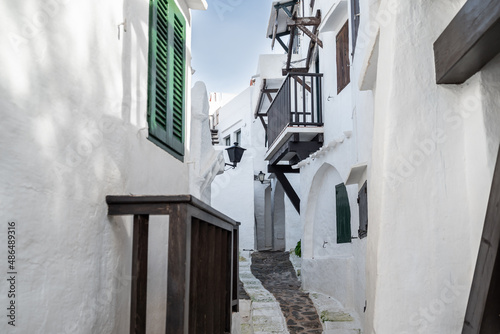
[191,0,281,95]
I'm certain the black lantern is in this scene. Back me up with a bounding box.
[256,171,271,184]
[225,142,246,168]
[258,171,266,183]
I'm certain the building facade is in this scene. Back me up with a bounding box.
[211,54,301,253]
[260,0,500,332]
[0,0,241,333]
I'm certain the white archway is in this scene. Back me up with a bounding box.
[303,163,345,259]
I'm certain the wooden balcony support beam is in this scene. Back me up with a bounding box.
[285,16,297,73]
[287,17,321,26]
[274,171,300,213]
[305,10,322,70]
[276,35,289,53]
[268,164,300,174]
[297,24,323,48]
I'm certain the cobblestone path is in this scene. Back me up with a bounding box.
[250,251,323,334]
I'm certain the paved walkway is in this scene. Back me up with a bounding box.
[239,251,363,334]
[239,252,289,333]
[251,251,323,334]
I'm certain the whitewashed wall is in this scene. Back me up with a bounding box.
[211,87,257,251]
[296,0,370,323]
[365,0,500,333]
[0,0,212,333]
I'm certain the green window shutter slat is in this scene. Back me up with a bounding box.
[169,8,185,145]
[336,183,352,244]
[147,0,185,158]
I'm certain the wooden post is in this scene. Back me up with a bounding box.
[463,146,500,333]
[130,214,149,334]
[166,204,190,334]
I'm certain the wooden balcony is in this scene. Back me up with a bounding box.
[106,195,239,334]
[265,72,324,165]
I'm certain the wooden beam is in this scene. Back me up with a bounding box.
[462,146,500,333]
[258,115,267,130]
[293,76,312,93]
[289,141,322,160]
[166,204,190,333]
[262,88,279,93]
[434,0,500,84]
[282,67,308,76]
[271,9,278,50]
[274,171,300,213]
[287,17,321,26]
[297,24,323,48]
[285,21,297,73]
[130,214,149,334]
[305,10,322,71]
[274,0,297,18]
[269,141,291,166]
[254,79,266,119]
[266,92,273,103]
[276,36,289,53]
[268,164,300,174]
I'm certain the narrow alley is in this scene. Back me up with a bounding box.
[239,251,363,334]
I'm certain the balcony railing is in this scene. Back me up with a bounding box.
[267,72,323,147]
[106,195,239,334]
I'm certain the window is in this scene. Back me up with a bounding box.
[357,181,368,239]
[336,183,351,243]
[147,0,186,160]
[235,129,241,146]
[351,0,360,55]
[224,135,231,146]
[336,21,350,94]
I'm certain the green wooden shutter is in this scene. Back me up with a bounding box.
[336,183,351,244]
[170,8,185,153]
[147,0,185,158]
[357,181,368,239]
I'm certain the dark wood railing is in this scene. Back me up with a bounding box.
[106,195,239,334]
[267,72,323,147]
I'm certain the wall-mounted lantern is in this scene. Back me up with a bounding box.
[256,171,271,184]
[225,142,246,168]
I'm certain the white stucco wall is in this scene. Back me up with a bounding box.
[293,0,369,323]
[0,1,215,332]
[211,87,258,251]
[365,1,500,333]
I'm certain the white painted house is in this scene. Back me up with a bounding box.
[211,54,301,253]
[258,0,500,333]
[1,0,242,333]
